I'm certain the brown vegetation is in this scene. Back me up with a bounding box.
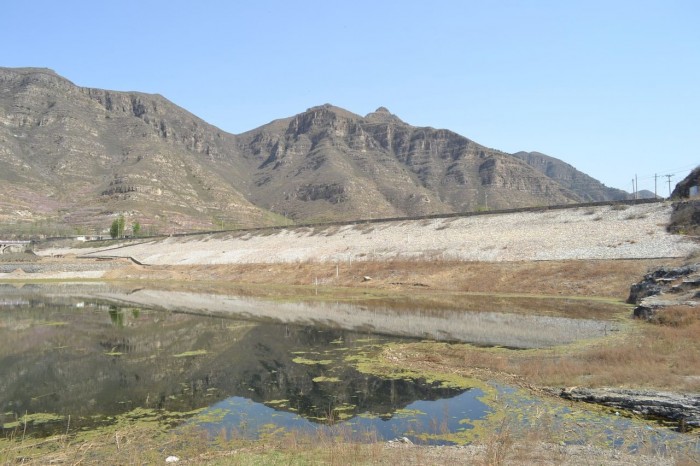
[105,258,676,300]
[1,417,679,465]
[384,304,700,392]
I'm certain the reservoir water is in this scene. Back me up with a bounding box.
[0,283,695,453]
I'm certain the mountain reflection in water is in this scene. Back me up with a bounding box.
[0,286,472,437]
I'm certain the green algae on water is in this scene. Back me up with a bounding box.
[3,412,64,429]
[312,376,341,383]
[173,349,208,358]
[292,356,332,365]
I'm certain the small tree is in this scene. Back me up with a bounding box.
[110,214,126,238]
[110,219,119,239]
[117,214,125,238]
[132,221,141,237]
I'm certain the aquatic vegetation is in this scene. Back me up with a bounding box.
[393,408,427,418]
[312,376,341,383]
[292,356,333,365]
[265,399,290,406]
[2,412,64,429]
[173,349,209,357]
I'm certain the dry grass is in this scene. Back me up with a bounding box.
[650,305,700,327]
[2,418,683,466]
[104,258,676,300]
[387,305,700,392]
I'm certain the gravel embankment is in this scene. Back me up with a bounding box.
[39,203,697,265]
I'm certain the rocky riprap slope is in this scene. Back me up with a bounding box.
[35,202,697,266]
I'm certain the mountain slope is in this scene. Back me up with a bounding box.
[511,151,630,202]
[0,67,629,235]
[237,104,583,222]
[0,67,276,234]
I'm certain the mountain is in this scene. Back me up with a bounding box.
[0,67,629,236]
[235,104,586,222]
[511,151,630,202]
[0,67,279,235]
[637,190,660,200]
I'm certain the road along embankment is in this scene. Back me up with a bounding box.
[37,202,697,266]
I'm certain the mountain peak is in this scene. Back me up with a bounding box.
[303,103,360,120]
[0,66,75,86]
[364,106,404,124]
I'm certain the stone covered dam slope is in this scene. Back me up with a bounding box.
[40,202,697,265]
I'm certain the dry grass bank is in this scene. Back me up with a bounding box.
[1,418,682,466]
[384,304,700,392]
[105,258,677,300]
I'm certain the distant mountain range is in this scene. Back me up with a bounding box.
[0,67,636,236]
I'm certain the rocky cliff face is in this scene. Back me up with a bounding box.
[0,68,630,235]
[238,104,582,222]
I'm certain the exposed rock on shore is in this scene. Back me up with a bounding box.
[668,199,700,235]
[559,387,700,430]
[627,263,700,319]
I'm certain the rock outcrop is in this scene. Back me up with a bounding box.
[627,264,700,319]
[560,387,700,430]
[668,199,700,235]
[671,166,700,199]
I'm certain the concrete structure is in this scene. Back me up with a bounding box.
[0,240,32,254]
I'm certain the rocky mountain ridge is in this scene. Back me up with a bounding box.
[0,67,631,236]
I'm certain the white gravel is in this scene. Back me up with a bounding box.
[42,203,698,265]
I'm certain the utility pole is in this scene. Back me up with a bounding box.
[665,174,674,198]
[654,174,659,198]
[632,178,636,199]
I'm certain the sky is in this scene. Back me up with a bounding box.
[3,0,698,193]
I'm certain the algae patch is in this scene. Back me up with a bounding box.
[312,376,341,383]
[173,349,209,358]
[292,357,333,365]
[3,412,64,429]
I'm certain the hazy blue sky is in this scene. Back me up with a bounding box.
[4,1,698,193]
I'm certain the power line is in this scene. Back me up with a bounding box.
[636,164,697,181]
